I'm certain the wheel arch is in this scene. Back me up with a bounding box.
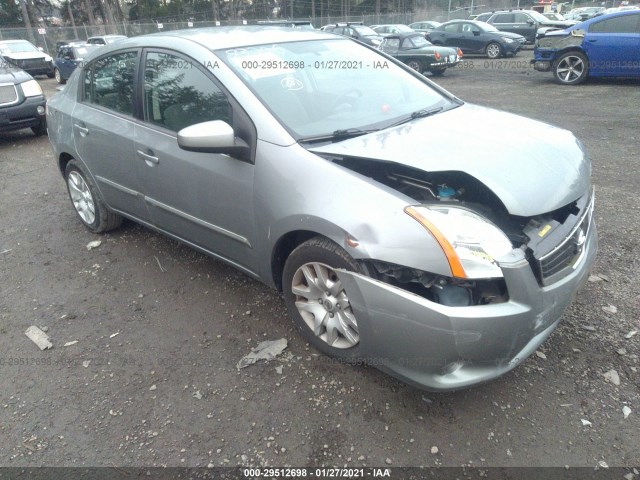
[551,46,587,65]
[58,152,75,176]
[271,230,333,292]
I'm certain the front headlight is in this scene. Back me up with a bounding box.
[405,206,513,279]
[504,37,514,43]
[44,55,53,62]
[20,79,43,97]
[371,39,381,45]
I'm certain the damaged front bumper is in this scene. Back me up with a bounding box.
[336,221,597,391]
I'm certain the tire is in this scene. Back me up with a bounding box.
[31,120,47,137]
[46,71,55,79]
[430,67,447,76]
[54,68,65,84]
[486,42,502,59]
[64,160,123,233]
[553,51,588,85]
[405,59,424,73]
[282,237,364,360]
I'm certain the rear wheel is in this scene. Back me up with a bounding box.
[64,160,123,233]
[486,42,502,59]
[405,59,424,73]
[283,237,363,360]
[553,51,588,85]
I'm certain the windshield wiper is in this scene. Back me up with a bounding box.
[388,106,444,128]
[298,127,379,143]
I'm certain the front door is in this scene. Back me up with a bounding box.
[134,50,257,273]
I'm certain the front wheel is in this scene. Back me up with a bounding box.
[31,120,46,136]
[64,160,123,233]
[282,237,363,360]
[553,51,588,85]
[46,70,55,79]
[54,68,65,84]
[486,42,502,59]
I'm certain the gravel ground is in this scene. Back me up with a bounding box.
[0,49,638,471]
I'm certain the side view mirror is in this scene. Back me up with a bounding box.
[527,19,535,25]
[177,120,250,161]
[38,47,44,52]
[473,29,480,35]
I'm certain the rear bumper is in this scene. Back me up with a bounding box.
[0,95,47,132]
[336,221,597,391]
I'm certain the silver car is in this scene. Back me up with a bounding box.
[47,27,597,391]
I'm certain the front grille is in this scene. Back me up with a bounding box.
[531,191,594,286]
[0,84,19,106]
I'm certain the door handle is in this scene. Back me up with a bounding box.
[74,124,89,137]
[137,149,159,165]
[587,38,597,42]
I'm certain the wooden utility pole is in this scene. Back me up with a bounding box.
[67,1,79,38]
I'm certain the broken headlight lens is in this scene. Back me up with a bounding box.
[405,206,513,279]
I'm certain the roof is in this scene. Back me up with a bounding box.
[138,27,338,50]
[382,32,425,39]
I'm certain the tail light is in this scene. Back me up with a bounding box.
[457,48,463,58]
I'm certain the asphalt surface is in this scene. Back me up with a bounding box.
[0,49,639,471]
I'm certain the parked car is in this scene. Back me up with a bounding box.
[0,39,54,78]
[47,27,597,392]
[86,35,127,46]
[543,12,567,21]
[428,20,526,58]
[481,10,578,43]
[53,43,101,84]
[372,24,415,36]
[564,6,606,21]
[322,23,383,46]
[0,61,47,136]
[380,32,462,74]
[408,20,442,33]
[255,20,314,29]
[533,10,640,84]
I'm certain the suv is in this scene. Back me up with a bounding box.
[0,39,54,78]
[322,23,383,46]
[482,10,577,42]
[0,60,47,136]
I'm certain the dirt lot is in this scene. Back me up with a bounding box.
[0,49,639,471]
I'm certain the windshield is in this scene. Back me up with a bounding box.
[478,23,499,32]
[352,25,379,36]
[529,11,551,22]
[218,38,453,139]
[0,41,39,54]
[393,25,414,32]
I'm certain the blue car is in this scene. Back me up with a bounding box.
[53,43,100,84]
[532,10,640,84]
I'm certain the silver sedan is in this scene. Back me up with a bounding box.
[47,27,597,391]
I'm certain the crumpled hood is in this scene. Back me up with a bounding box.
[309,103,590,217]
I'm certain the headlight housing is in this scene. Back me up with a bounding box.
[405,206,513,279]
[504,38,514,43]
[44,55,53,62]
[20,79,43,97]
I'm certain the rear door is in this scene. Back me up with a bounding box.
[72,50,150,221]
[584,13,640,77]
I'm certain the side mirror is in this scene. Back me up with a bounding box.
[473,29,480,35]
[527,19,535,25]
[177,120,250,161]
[38,47,44,52]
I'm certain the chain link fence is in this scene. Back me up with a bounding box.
[0,15,419,54]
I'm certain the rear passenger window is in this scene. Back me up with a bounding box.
[589,15,639,33]
[143,52,231,132]
[83,51,137,116]
[493,14,515,23]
